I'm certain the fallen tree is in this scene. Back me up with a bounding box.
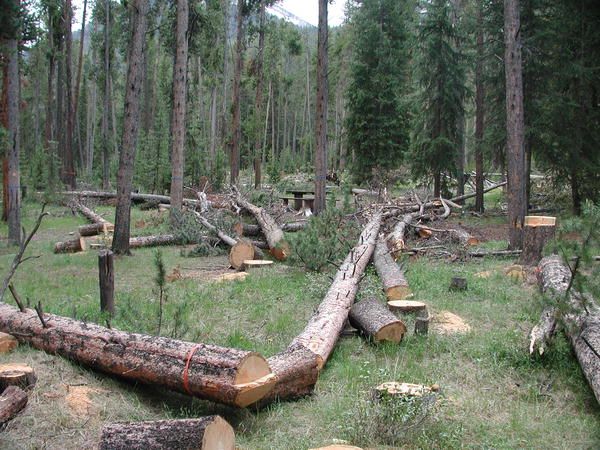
[0,303,275,407]
[238,221,306,237]
[54,237,87,254]
[291,212,382,368]
[373,237,410,300]
[128,234,181,249]
[529,255,600,404]
[61,190,201,207]
[349,298,406,344]
[387,213,415,258]
[99,416,235,450]
[71,201,114,236]
[0,385,28,424]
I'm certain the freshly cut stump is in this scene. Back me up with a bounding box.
[387,300,427,314]
[0,385,28,424]
[373,382,439,400]
[229,241,255,270]
[242,260,273,270]
[99,416,235,450]
[373,237,410,300]
[0,332,18,353]
[54,237,86,254]
[0,303,275,407]
[0,364,37,391]
[349,298,406,344]
[520,216,556,266]
[452,226,479,246]
[309,446,363,450]
[414,309,430,336]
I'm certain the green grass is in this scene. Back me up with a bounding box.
[0,201,598,449]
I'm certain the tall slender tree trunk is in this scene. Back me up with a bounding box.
[73,0,87,121]
[102,0,111,189]
[220,0,230,146]
[504,0,527,249]
[314,0,328,214]
[262,80,271,164]
[474,2,485,213]
[63,0,76,188]
[2,52,9,223]
[229,0,244,185]
[112,0,149,255]
[6,9,21,244]
[209,85,218,172]
[253,1,266,189]
[169,0,189,214]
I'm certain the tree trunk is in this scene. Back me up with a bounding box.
[63,0,76,189]
[102,0,111,190]
[474,2,485,213]
[253,1,266,189]
[112,0,149,255]
[54,237,87,254]
[99,249,115,316]
[169,0,189,214]
[373,237,410,301]
[291,212,382,369]
[314,0,328,215]
[209,85,218,172]
[99,417,235,450]
[349,298,406,344]
[0,386,27,424]
[72,201,113,236]
[128,234,181,249]
[6,29,21,244]
[239,221,306,237]
[504,0,527,249]
[0,303,275,407]
[386,214,414,259]
[520,216,556,266]
[229,0,244,185]
[0,363,36,390]
[433,171,441,198]
[73,0,87,126]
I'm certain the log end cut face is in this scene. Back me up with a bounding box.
[269,240,291,261]
[374,322,407,344]
[387,300,427,314]
[229,241,255,270]
[203,416,236,450]
[524,216,556,227]
[234,354,277,407]
[385,286,411,301]
[0,332,18,353]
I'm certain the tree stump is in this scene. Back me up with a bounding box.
[0,363,37,391]
[99,416,235,450]
[0,385,28,424]
[99,250,115,316]
[241,260,273,271]
[229,241,255,271]
[387,300,427,314]
[449,277,467,291]
[349,298,407,344]
[414,308,430,336]
[520,216,556,266]
[0,332,18,354]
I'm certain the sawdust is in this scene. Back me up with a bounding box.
[64,385,108,416]
[474,270,493,279]
[431,311,471,335]
[504,264,525,282]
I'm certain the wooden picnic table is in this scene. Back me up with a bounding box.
[282,187,335,210]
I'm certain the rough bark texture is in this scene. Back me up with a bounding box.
[229,0,244,185]
[102,0,111,189]
[520,216,556,266]
[112,0,149,255]
[54,237,86,254]
[63,0,76,189]
[504,0,527,249]
[63,191,201,207]
[314,0,328,215]
[169,0,189,213]
[253,1,266,189]
[73,201,113,236]
[349,298,406,344]
[99,250,115,316]
[6,24,21,244]
[128,234,180,249]
[99,416,235,450]
[240,221,306,237]
[373,237,410,300]
[387,214,414,259]
[0,385,27,424]
[234,190,289,260]
[531,255,600,404]
[0,363,36,391]
[0,303,275,407]
[291,212,382,368]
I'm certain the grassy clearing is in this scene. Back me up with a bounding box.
[0,201,598,449]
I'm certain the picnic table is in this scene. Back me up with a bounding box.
[281,187,335,210]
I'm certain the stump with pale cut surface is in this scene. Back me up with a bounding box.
[387,300,427,314]
[520,216,556,266]
[0,364,36,391]
[0,332,18,354]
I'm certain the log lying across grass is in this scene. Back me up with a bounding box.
[239,221,306,237]
[128,234,181,249]
[0,303,275,407]
[233,188,290,260]
[291,212,382,369]
[530,255,600,404]
[72,201,114,237]
[0,385,28,424]
[373,237,410,300]
[387,213,415,259]
[349,298,406,344]
[62,190,201,207]
[54,237,87,254]
[99,416,235,450]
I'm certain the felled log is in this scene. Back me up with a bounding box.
[242,260,273,270]
[128,234,181,249]
[0,364,37,391]
[373,237,410,300]
[54,237,87,254]
[233,188,290,260]
[62,190,201,207]
[531,255,600,403]
[0,332,18,353]
[0,386,28,424]
[72,201,114,236]
[0,303,275,407]
[468,249,522,258]
[239,221,306,237]
[520,216,556,266]
[349,298,406,344]
[99,416,235,450]
[387,213,414,258]
[291,212,382,368]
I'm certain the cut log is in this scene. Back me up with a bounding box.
[54,237,87,254]
[291,212,382,368]
[233,187,290,260]
[229,241,255,271]
[387,213,414,259]
[240,221,306,237]
[531,255,600,404]
[373,237,410,300]
[520,216,556,266]
[61,190,202,207]
[99,416,235,450]
[0,386,28,424]
[242,260,273,270]
[0,364,37,391]
[0,303,275,407]
[469,249,522,258]
[128,234,181,249]
[259,343,320,405]
[79,222,114,237]
[387,300,427,314]
[349,298,407,344]
[0,332,18,353]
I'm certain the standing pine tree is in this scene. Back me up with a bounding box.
[410,0,466,198]
[346,0,410,185]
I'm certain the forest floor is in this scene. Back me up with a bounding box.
[0,196,599,449]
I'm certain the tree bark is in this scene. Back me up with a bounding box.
[314,0,328,215]
[128,234,181,249]
[99,416,235,450]
[504,0,527,249]
[229,0,244,185]
[54,237,87,254]
[239,221,306,237]
[373,237,410,301]
[63,0,76,189]
[349,298,407,344]
[386,214,414,259]
[169,0,189,214]
[99,249,115,316]
[112,0,149,255]
[72,201,113,236]
[6,26,20,244]
[474,2,485,213]
[102,0,111,189]
[253,1,266,189]
[291,212,382,368]
[73,0,87,131]
[520,216,556,266]
[0,303,275,407]
[0,386,27,424]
